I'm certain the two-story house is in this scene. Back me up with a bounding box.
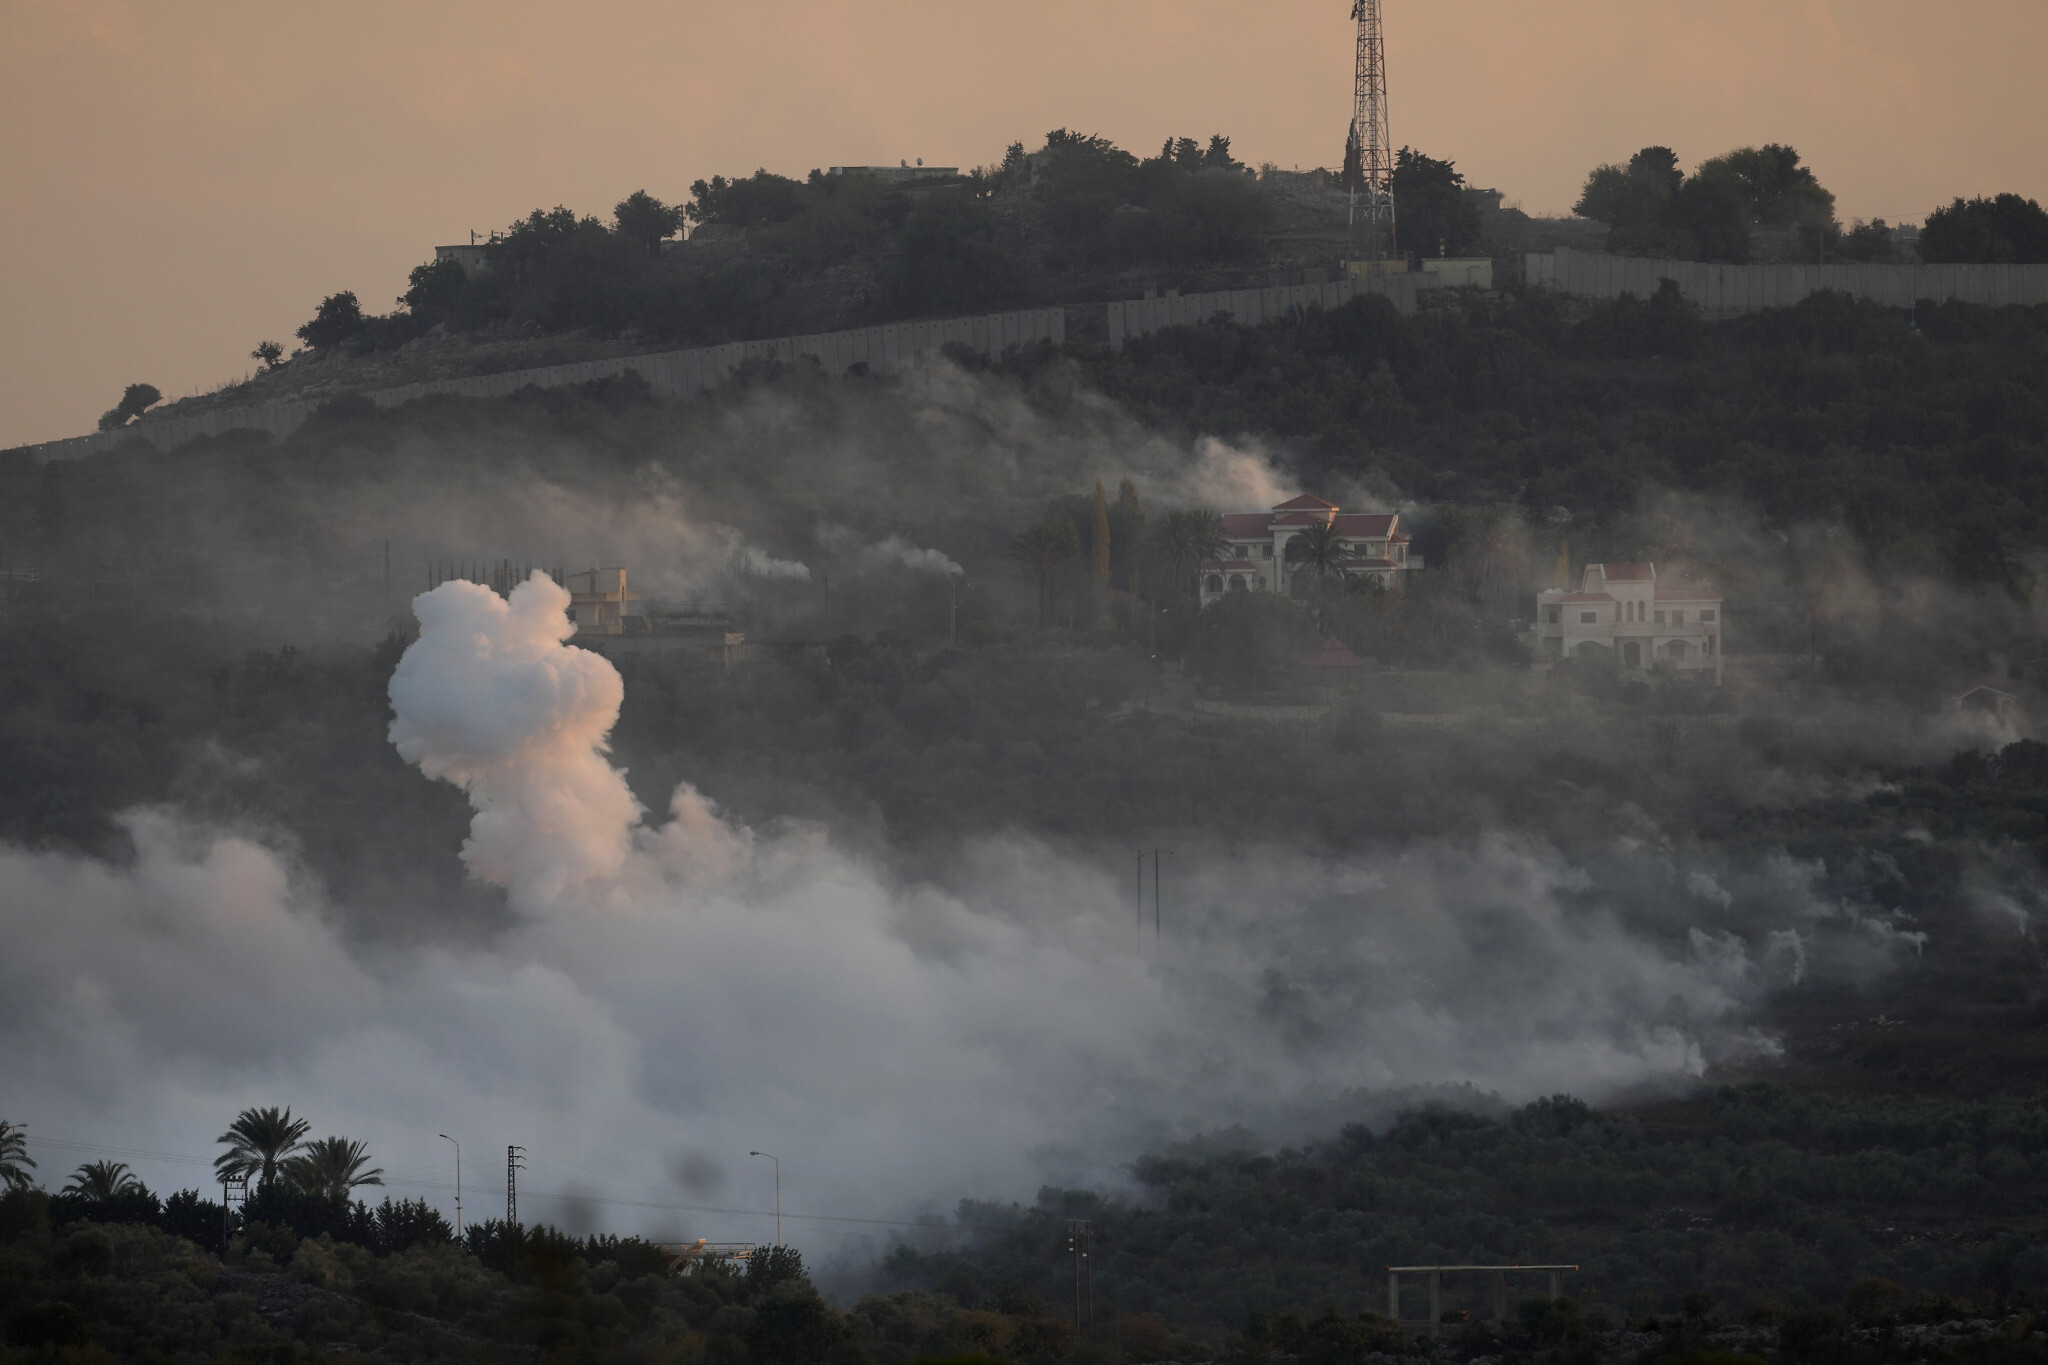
[1533,562,1723,682]
[1198,496,1421,606]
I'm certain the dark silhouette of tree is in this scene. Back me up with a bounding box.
[295,291,364,351]
[613,189,685,256]
[401,258,469,324]
[1150,509,1227,603]
[1695,144,1836,230]
[1921,194,2048,264]
[214,1106,310,1186]
[281,1136,384,1200]
[63,1160,143,1200]
[96,382,161,431]
[1390,148,1482,258]
[251,340,284,370]
[1574,146,1751,261]
[1285,519,1351,626]
[1009,521,1081,628]
[0,1120,35,1191]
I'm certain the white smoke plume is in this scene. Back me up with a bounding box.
[388,576,640,907]
[0,573,1917,1251]
[818,524,965,578]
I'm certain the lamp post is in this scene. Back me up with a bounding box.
[438,1134,462,1236]
[749,1151,780,1246]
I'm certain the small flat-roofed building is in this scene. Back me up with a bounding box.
[1533,562,1723,682]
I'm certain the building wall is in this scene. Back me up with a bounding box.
[1526,246,2048,316]
[21,308,1065,463]
[1107,274,1434,350]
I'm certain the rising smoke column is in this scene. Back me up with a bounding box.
[388,574,641,907]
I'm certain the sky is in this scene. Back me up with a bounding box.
[2,0,2044,449]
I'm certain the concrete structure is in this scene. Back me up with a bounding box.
[1198,495,1418,607]
[1952,685,2025,728]
[20,307,1065,463]
[564,567,640,635]
[1108,274,1434,350]
[826,164,958,184]
[433,244,492,277]
[1420,257,1494,289]
[1388,1264,1577,1337]
[1534,562,1723,682]
[1527,246,2048,316]
[560,568,747,664]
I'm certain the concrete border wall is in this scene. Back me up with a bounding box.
[1526,246,2048,315]
[23,307,1065,463]
[1106,273,1433,350]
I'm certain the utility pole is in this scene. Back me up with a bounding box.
[1135,851,1146,950]
[1065,1219,1094,1333]
[1346,0,1396,269]
[439,1134,463,1236]
[750,1151,781,1245]
[506,1145,525,1227]
[1153,848,1170,950]
[221,1175,247,1254]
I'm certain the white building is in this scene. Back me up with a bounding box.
[1198,496,1420,606]
[1533,562,1723,682]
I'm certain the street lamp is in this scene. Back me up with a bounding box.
[438,1134,462,1236]
[749,1151,780,1246]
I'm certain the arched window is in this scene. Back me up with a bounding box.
[1228,574,1247,591]
[1204,574,1223,594]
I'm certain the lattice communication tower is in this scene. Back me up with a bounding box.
[1344,0,1396,264]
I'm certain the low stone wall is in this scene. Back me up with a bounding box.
[1527,246,2048,315]
[23,307,1065,463]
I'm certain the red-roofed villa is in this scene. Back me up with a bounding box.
[1198,497,1420,606]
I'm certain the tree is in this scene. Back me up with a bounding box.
[1090,480,1113,592]
[96,382,161,431]
[885,196,1024,316]
[1009,521,1081,628]
[1390,148,1483,258]
[1921,194,2048,264]
[282,1136,384,1200]
[294,291,364,351]
[251,340,284,370]
[401,258,469,323]
[0,1120,35,1191]
[63,1160,143,1200]
[1150,509,1227,602]
[214,1105,310,1187]
[1694,144,1836,230]
[1574,146,1749,262]
[1111,477,1148,596]
[686,170,806,228]
[613,189,684,256]
[1285,519,1351,625]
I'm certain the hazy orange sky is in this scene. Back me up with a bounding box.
[3,0,2044,449]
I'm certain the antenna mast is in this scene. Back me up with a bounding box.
[1347,0,1396,267]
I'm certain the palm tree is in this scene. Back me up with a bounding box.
[1008,520,1081,628]
[282,1137,384,1201]
[1150,509,1227,602]
[214,1106,311,1187]
[64,1160,143,1200]
[1285,520,1351,624]
[0,1120,36,1191]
